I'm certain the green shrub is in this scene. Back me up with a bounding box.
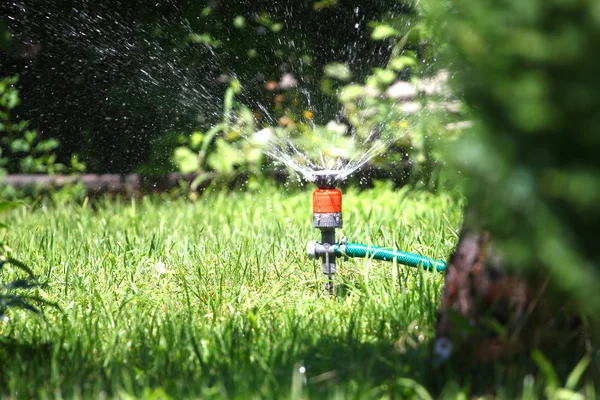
[429,0,600,315]
[335,50,464,188]
[0,76,85,176]
[142,79,270,190]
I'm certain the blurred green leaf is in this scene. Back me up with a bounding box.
[188,33,222,48]
[70,154,86,173]
[206,138,244,174]
[36,139,60,152]
[0,21,11,50]
[10,139,29,153]
[313,0,337,10]
[372,25,399,40]
[551,388,585,400]
[389,56,417,70]
[172,147,200,174]
[24,130,36,144]
[565,354,590,390]
[396,378,433,400]
[324,63,352,81]
[224,87,234,116]
[479,317,507,337]
[200,123,225,158]
[0,201,23,213]
[0,75,71,175]
[19,155,34,172]
[190,131,204,150]
[372,68,396,85]
[270,23,283,33]
[200,7,211,17]
[338,84,365,103]
[532,350,559,390]
[233,16,246,29]
[4,89,20,109]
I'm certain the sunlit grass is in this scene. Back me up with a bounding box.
[0,183,463,399]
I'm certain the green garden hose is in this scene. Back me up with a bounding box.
[334,242,447,273]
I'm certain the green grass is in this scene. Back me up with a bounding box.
[0,183,464,398]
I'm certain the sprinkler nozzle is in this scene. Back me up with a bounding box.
[309,169,344,189]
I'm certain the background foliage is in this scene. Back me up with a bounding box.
[1,0,443,178]
[427,0,600,316]
[0,76,78,176]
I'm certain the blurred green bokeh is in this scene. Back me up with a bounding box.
[428,0,600,316]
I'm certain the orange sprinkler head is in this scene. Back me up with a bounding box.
[312,188,342,214]
[312,188,342,229]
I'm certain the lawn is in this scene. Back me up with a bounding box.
[0,183,463,399]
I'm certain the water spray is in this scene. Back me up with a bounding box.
[306,169,447,294]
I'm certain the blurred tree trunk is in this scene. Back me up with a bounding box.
[433,221,586,365]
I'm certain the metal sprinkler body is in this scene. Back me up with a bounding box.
[306,170,344,294]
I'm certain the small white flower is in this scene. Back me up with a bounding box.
[253,127,274,145]
[278,73,298,89]
[326,120,348,136]
[154,260,167,275]
[324,147,349,159]
[385,80,417,100]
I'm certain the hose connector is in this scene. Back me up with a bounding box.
[306,239,337,275]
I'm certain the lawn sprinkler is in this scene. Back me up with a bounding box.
[306,170,344,294]
[306,169,447,295]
